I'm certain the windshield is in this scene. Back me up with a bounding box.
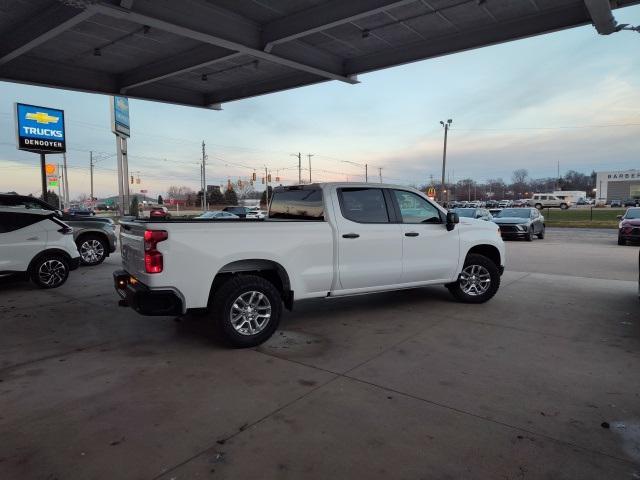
[624,208,640,219]
[453,208,476,218]
[496,208,530,218]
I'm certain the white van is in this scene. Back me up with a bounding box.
[530,194,571,210]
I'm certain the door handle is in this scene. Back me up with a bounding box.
[342,233,360,239]
[405,232,419,237]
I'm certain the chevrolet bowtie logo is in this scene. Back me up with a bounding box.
[25,111,59,124]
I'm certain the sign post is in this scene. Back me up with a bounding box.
[15,103,66,200]
[110,96,130,215]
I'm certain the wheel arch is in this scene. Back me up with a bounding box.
[465,244,502,268]
[75,229,109,244]
[28,248,73,273]
[209,259,293,310]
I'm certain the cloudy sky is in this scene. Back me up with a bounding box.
[1,4,639,199]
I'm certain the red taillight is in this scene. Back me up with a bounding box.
[143,230,168,273]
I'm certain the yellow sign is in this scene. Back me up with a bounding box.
[25,111,60,124]
[45,164,57,175]
[427,187,436,197]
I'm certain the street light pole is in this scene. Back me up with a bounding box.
[439,119,452,203]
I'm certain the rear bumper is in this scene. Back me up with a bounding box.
[69,256,81,271]
[113,270,183,316]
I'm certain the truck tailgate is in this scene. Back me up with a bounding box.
[119,221,147,276]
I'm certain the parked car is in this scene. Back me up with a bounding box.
[498,200,512,208]
[194,211,239,220]
[513,199,531,207]
[485,200,499,209]
[66,205,95,216]
[610,199,622,208]
[115,183,505,348]
[0,194,117,265]
[623,198,639,207]
[617,207,640,245]
[0,208,80,288]
[452,207,493,221]
[493,207,545,241]
[149,206,171,219]
[222,206,251,218]
[246,208,266,219]
[530,194,570,210]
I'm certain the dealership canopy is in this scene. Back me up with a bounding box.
[0,0,637,109]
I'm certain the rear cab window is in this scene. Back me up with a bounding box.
[337,188,390,223]
[269,186,325,220]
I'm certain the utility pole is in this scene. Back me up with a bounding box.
[297,152,301,184]
[439,119,452,203]
[62,152,69,208]
[307,154,313,183]
[365,164,368,183]
[201,141,207,211]
[378,167,383,183]
[264,166,270,207]
[57,163,62,209]
[90,151,94,203]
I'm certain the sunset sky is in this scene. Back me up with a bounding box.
[1,4,639,200]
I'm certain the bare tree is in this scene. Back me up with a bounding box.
[511,169,529,185]
[234,179,255,199]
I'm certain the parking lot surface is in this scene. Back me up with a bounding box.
[1,228,639,479]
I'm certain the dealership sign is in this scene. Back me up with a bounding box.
[15,103,66,153]
[111,96,130,137]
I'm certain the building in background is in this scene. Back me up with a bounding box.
[595,170,640,202]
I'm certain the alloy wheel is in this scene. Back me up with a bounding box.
[80,239,105,264]
[459,264,491,296]
[38,259,67,287]
[230,291,272,335]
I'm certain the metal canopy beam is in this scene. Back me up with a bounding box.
[204,72,325,105]
[90,0,357,84]
[261,0,416,49]
[583,0,619,34]
[0,3,93,66]
[345,3,592,74]
[120,45,243,92]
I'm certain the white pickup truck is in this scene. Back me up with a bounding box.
[115,183,505,347]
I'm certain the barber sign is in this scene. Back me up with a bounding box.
[15,103,66,153]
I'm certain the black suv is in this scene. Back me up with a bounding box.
[222,206,251,218]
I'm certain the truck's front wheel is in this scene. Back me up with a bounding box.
[447,254,500,304]
[211,274,282,348]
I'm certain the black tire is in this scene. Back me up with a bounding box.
[30,254,69,289]
[526,227,534,242]
[534,203,543,210]
[77,234,107,266]
[618,235,626,246]
[446,254,500,304]
[211,274,282,348]
[537,226,545,239]
[560,203,568,210]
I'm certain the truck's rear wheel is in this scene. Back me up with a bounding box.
[211,274,282,348]
[447,254,500,304]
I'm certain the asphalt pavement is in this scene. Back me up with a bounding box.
[1,228,639,480]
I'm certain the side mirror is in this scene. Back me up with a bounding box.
[617,215,623,220]
[55,209,63,218]
[446,211,459,231]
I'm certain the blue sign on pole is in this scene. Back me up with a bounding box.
[15,103,66,153]
[111,96,130,138]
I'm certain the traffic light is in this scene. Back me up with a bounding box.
[130,175,134,184]
[252,172,256,181]
[276,176,280,182]
[267,174,272,182]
